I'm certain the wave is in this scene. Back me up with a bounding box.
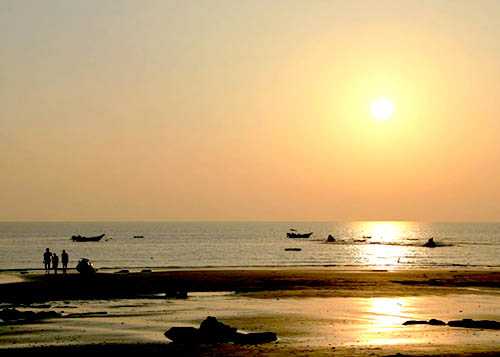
[319,240,455,247]
[6,262,500,273]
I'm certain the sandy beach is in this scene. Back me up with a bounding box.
[1,268,500,356]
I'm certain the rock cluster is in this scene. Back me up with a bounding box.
[0,308,61,323]
[448,319,500,329]
[165,316,277,345]
[403,319,446,326]
[403,318,500,329]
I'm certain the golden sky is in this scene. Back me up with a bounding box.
[1,0,500,221]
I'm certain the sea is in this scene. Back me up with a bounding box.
[1,221,500,271]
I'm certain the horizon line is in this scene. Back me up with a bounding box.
[1,219,500,223]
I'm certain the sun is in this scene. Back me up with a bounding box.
[370,97,394,120]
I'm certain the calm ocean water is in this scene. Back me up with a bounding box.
[0,221,499,271]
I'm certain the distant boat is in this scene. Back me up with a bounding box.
[286,232,313,238]
[133,235,144,238]
[71,234,105,242]
[326,234,335,242]
[284,248,301,251]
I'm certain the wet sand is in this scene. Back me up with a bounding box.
[2,269,500,356]
[3,268,500,302]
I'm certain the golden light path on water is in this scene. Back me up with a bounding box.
[355,221,414,268]
[362,297,418,346]
[342,223,427,346]
[359,221,408,242]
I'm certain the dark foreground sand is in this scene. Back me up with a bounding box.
[3,268,500,301]
[2,269,500,356]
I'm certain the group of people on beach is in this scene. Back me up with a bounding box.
[43,248,69,274]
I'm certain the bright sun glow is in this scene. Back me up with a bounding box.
[370,97,394,120]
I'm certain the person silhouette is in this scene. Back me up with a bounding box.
[43,248,52,274]
[61,250,69,274]
[52,253,59,275]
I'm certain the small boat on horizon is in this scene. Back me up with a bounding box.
[133,235,144,238]
[71,234,105,242]
[286,231,313,238]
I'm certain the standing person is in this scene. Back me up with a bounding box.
[61,250,69,274]
[43,248,52,274]
[52,253,59,275]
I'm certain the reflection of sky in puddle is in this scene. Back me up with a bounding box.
[6,292,500,351]
[359,297,418,346]
[368,297,407,326]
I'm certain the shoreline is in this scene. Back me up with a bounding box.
[2,268,500,303]
[4,263,500,273]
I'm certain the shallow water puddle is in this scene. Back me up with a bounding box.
[3,294,500,351]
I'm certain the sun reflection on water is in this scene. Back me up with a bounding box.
[359,221,408,243]
[368,297,407,326]
[355,221,414,268]
[363,244,406,267]
[361,297,419,346]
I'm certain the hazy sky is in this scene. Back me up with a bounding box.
[2,0,500,221]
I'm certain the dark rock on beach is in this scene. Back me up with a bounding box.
[403,319,445,326]
[199,316,238,342]
[402,320,428,325]
[64,311,107,318]
[234,331,277,344]
[0,308,61,323]
[404,318,500,329]
[164,316,277,345]
[448,319,500,329]
[164,327,200,343]
[429,318,446,325]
